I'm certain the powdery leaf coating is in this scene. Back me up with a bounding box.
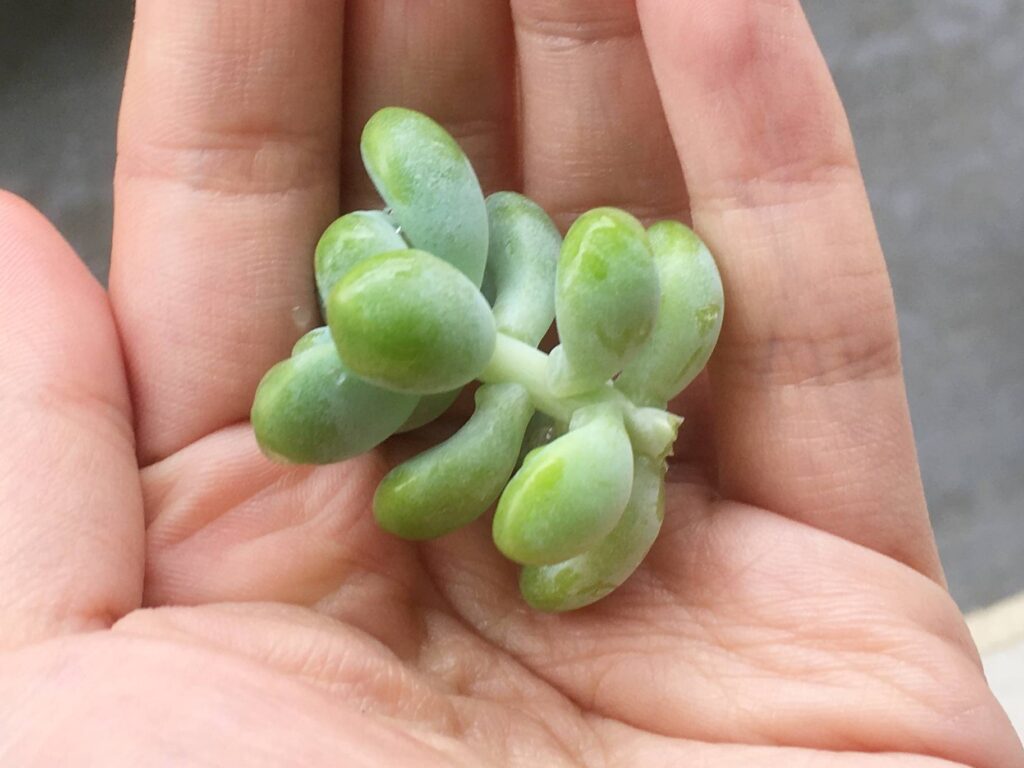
[615,221,724,407]
[314,211,407,307]
[251,343,418,465]
[516,411,565,468]
[315,213,467,435]
[291,326,333,357]
[395,389,461,434]
[483,192,561,346]
[492,403,635,566]
[251,105,695,613]
[361,108,489,287]
[328,249,496,395]
[519,454,665,612]
[375,383,535,540]
[550,208,660,396]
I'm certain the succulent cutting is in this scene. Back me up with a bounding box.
[251,107,724,612]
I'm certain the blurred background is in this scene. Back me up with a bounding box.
[2,0,1022,727]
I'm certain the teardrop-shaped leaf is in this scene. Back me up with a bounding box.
[375,384,534,540]
[493,403,635,565]
[252,344,418,464]
[550,208,660,396]
[395,389,462,434]
[483,192,560,346]
[615,221,724,407]
[327,249,496,394]
[361,107,488,286]
[520,455,665,612]
[315,210,406,306]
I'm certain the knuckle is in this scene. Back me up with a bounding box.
[513,0,641,48]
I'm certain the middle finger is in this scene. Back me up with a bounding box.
[341,0,518,209]
[512,0,688,230]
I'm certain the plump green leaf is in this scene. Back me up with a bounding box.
[361,108,489,286]
[493,403,635,566]
[483,192,560,346]
[375,384,535,540]
[615,221,724,407]
[327,249,496,395]
[395,389,462,434]
[315,211,406,306]
[520,455,665,612]
[550,208,660,395]
[291,326,333,357]
[252,344,418,465]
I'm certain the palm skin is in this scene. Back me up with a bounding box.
[0,1,1021,766]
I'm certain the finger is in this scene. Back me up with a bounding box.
[111,0,345,464]
[341,0,516,209]
[637,0,941,578]
[0,193,143,650]
[512,0,688,230]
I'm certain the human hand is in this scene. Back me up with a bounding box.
[1,1,1021,765]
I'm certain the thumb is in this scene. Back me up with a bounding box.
[0,192,143,650]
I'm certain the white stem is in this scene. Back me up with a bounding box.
[480,333,681,458]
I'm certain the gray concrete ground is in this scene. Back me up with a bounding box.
[804,0,1024,616]
[2,4,1022,611]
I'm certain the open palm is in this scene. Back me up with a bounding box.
[1,1,1020,765]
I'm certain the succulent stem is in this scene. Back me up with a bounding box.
[479,333,681,460]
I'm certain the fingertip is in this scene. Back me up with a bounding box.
[638,0,856,194]
[0,190,103,302]
[0,189,37,219]
[0,188,124,419]
[0,190,61,255]
[0,190,67,248]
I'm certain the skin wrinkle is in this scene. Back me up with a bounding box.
[117,142,337,198]
[148,512,366,607]
[112,0,344,464]
[2,1,1022,763]
[512,20,643,51]
[435,654,596,765]
[426,499,1008,756]
[151,607,448,719]
[340,0,516,209]
[707,556,977,680]
[713,314,905,388]
[114,604,597,765]
[141,425,286,525]
[0,193,144,650]
[512,0,688,235]
[585,630,953,754]
[118,27,340,196]
[692,161,864,212]
[158,464,325,548]
[7,633,471,766]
